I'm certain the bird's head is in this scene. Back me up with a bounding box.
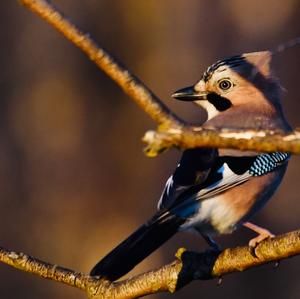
[173,51,283,121]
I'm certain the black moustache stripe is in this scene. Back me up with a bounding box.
[206,93,232,111]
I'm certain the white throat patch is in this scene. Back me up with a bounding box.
[195,100,219,120]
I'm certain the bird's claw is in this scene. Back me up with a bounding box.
[248,229,275,248]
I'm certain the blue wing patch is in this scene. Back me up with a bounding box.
[158,151,290,212]
[195,152,290,200]
[249,152,290,176]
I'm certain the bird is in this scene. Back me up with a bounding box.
[90,50,291,281]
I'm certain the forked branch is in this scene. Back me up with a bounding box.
[19,0,181,127]
[19,0,300,156]
[1,0,297,298]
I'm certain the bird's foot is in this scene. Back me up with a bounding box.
[248,230,274,248]
[243,222,275,248]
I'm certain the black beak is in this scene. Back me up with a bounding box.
[172,86,207,101]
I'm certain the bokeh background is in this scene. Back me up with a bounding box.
[0,1,299,298]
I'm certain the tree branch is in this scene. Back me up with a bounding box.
[143,127,300,157]
[1,230,300,299]
[19,0,300,157]
[19,0,181,127]
[7,0,299,298]
[0,246,91,290]
[98,230,300,299]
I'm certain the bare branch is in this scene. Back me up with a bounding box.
[19,0,300,156]
[0,246,91,290]
[19,0,181,126]
[1,230,299,299]
[143,127,300,157]
[8,0,300,298]
[90,230,300,298]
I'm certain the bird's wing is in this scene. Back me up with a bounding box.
[194,161,252,200]
[158,150,290,214]
[170,152,290,219]
[157,148,217,210]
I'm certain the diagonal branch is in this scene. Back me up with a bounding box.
[0,246,92,290]
[19,0,300,156]
[9,0,300,298]
[19,0,181,127]
[1,230,300,299]
[100,229,300,299]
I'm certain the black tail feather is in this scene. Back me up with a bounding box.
[90,211,184,280]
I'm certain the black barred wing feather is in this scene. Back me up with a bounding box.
[249,152,290,176]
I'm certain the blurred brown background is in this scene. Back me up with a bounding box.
[0,1,299,298]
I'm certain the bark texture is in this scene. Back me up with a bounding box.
[1,0,296,298]
[1,231,299,299]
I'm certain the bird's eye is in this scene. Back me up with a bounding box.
[218,79,232,91]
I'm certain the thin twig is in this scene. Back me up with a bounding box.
[19,0,300,156]
[0,246,92,291]
[19,0,181,126]
[9,0,300,298]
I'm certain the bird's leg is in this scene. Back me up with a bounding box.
[243,222,275,248]
[201,233,221,252]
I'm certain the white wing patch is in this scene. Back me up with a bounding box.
[195,163,252,200]
[157,175,173,210]
[157,174,193,210]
